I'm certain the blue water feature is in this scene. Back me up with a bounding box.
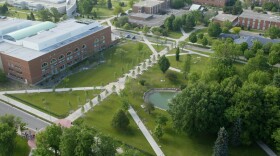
[147,91,178,110]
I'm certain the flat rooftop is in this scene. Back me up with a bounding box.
[240,10,280,23]
[129,13,153,19]
[213,13,238,22]
[10,0,66,8]
[134,0,164,7]
[0,20,108,61]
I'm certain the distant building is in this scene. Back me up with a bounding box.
[132,0,170,14]
[189,4,205,11]
[234,35,280,48]
[212,13,238,26]
[238,10,280,30]
[0,19,112,84]
[192,0,229,7]
[6,0,77,17]
[251,0,279,6]
[219,33,280,48]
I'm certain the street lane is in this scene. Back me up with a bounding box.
[0,101,50,131]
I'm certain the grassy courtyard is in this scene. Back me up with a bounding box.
[167,31,183,39]
[57,41,152,87]
[75,94,155,155]
[8,90,101,118]
[13,136,30,156]
[152,44,166,52]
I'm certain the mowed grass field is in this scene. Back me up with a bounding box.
[8,90,101,118]
[57,41,152,87]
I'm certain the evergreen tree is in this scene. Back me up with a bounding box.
[176,47,180,61]
[154,124,164,140]
[231,118,242,146]
[213,127,229,156]
[107,0,112,9]
[111,109,130,129]
[273,72,280,87]
[158,55,170,73]
[30,12,36,21]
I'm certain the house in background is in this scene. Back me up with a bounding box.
[212,13,238,26]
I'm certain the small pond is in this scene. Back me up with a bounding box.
[146,91,178,110]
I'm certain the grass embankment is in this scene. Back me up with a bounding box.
[57,41,152,87]
[8,90,101,118]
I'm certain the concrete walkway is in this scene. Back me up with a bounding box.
[0,87,104,95]
[0,94,58,122]
[257,141,278,156]
[128,106,165,156]
[169,67,181,73]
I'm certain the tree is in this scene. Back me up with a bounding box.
[201,36,208,46]
[0,70,7,83]
[231,118,242,146]
[0,3,8,14]
[244,49,254,60]
[208,22,222,37]
[78,0,94,14]
[169,82,229,135]
[34,124,63,156]
[189,32,197,43]
[269,50,280,65]
[240,42,248,53]
[99,0,106,6]
[154,124,164,140]
[112,109,130,129]
[156,115,168,126]
[60,126,80,156]
[30,12,36,21]
[158,55,170,73]
[38,9,52,21]
[232,27,241,34]
[128,0,134,8]
[176,47,180,61]
[172,17,182,31]
[183,54,192,79]
[170,0,184,9]
[273,73,280,87]
[164,16,173,31]
[183,14,196,30]
[143,26,149,34]
[144,102,155,114]
[213,127,228,156]
[272,129,280,152]
[107,0,112,9]
[50,7,61,22]
[248,70,271,86]
[93,134,116,155]
[197,33,204,39]
[266,27,280,39]
[251,41,263,54]
[114,6,124,16]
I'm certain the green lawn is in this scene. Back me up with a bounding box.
[8,90,101,118]
[13,136,30,156]
[75,94,155,155]
[152,44,166,52]
[167,54,210,75]
[121,65,266,156]
[167,31,183,39]
[57,41,152,87]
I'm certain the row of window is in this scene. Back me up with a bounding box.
[41,45,88,68]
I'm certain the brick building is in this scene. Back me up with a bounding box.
[192,0,229,7]
[238,10,280,30]
[0,19,111,84]
[132,0,170,14]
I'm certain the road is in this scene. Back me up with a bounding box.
[0,101,49,131]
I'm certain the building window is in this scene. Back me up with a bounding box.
[82,44,87,49]
[67,51,72,56]
[75,48,79,52]
[95,38,99,43]
[101,36,105,40]
[41,62,48,68]
[50,58,57,64]
[58,54,65,60]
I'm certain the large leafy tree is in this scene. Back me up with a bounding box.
[208,22,222,37]
[34,124,63,156]
[158,55,170,73]
[213,127,228,156]
[189,32,197,43]
[0,123,17,156]
[169,82,229,135]
[50,7,61,22]
[38,9,52,21]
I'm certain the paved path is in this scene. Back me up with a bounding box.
[0,94,58,122]
[0,87,104,95]
[0,101,49,131]
[169,67,181,73]
[257,141,278,156]
[128,106,165,156]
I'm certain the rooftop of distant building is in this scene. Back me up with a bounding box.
[134,0,164,7]
[212,13,238,22]
[239,10,280,23]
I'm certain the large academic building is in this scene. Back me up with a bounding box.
[0,18,111,84]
